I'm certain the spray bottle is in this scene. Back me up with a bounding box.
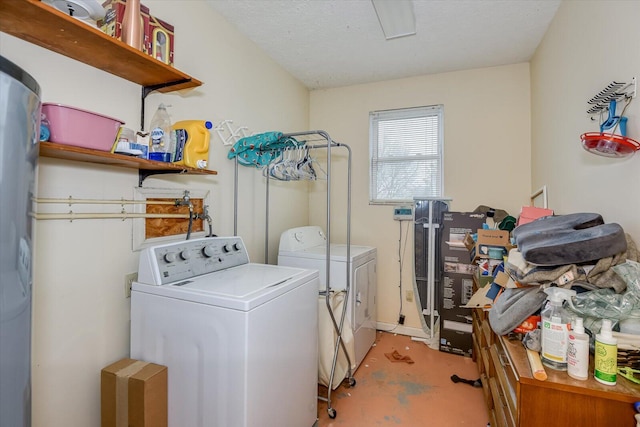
[541,287,576,371]
[567,317,589,380]
[594,319,617,385]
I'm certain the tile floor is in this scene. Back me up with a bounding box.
[317,330,488,426]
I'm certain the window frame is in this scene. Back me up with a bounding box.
[369,105,444,205]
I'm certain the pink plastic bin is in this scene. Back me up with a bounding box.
[42,103,124,151]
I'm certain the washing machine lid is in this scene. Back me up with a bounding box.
[279,243,376,263]
[132,263,318,311]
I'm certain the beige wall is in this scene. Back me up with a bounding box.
[0,1,309,426]
[531,0,640,240]
[7,0,635,424]
[308,64,532,330]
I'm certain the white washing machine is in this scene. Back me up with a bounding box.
[130,236,319,427]
[277,226,377,372]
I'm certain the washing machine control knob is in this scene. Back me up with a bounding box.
[223,244,232,253]
[202,245,216,257]
[233,242,242,251]
[180,250,191,260]
[164,252,177,263]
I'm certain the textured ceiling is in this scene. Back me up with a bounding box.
[206,0,561,89]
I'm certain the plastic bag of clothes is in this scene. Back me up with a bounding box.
[566,260,640,330]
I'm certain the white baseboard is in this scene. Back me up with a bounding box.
[376,322,429,339]
[376,322,440,350]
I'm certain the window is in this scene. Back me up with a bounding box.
[369,105,443,204]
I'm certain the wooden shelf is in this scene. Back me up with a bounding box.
[3,1,213,184]
[0,0,202,92]
[40,142,217,185]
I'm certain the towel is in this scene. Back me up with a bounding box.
[228,132,302,167]
[384,350,414,364]
[488,286,547,336]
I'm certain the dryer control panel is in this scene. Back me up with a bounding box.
[278,225,327,252]
[137,237,249,286]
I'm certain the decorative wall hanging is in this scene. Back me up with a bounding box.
[582,78,638,158]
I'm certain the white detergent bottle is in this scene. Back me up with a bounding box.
[541,287,576,371]
[594,319,617,385]
[567,317,589,380]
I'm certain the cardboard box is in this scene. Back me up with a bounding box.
[441,212,486,266]
[149,15,174,66]
[475,229,510,246]
[99,0,152,55]
[463,284,493,309]
[517,206,554,226]
[440,320,473,357]
[101,358,167,427]
[440,272,474,322]
[468,229,514,263]
[475,269,494,287]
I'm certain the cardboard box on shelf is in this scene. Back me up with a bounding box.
[149,15,174,66]
[464,283,493,309]
[517,206,554,226]
[101,358,167,427]
[99,0,152,55]
[476,229,510,246]
[468,229,514,263]
[475,270,494,288]
[441,212,486,266]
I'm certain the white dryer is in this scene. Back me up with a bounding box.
[278,226,377,372]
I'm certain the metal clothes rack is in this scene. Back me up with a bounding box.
[587,77,636,116]
[232,130,354,419]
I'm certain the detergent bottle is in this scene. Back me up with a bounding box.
[172,120,212,169]
[541,287,576,371]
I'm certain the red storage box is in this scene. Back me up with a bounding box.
[42,103,124,151]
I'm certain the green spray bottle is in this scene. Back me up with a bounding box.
[541,287,576,371]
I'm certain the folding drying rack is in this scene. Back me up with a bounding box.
[231,130,355,419]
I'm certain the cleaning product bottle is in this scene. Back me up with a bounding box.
[594,319,618,385]
[172,120,212,169]
[149,103,173,162]
[567,317,589,380]
[541,287,576,371]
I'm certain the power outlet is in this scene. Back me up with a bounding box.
[406,290,414,302]
[124,272,138,298]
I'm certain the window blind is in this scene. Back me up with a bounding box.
[369,105,443,204]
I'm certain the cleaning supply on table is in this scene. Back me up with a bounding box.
[567,317,589,380]
[172,120,212,169]
[149,103,173,162]
[522,329,547,380]
[541,287,576,371]
[594,319,618,385]
[526,348,547,381]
